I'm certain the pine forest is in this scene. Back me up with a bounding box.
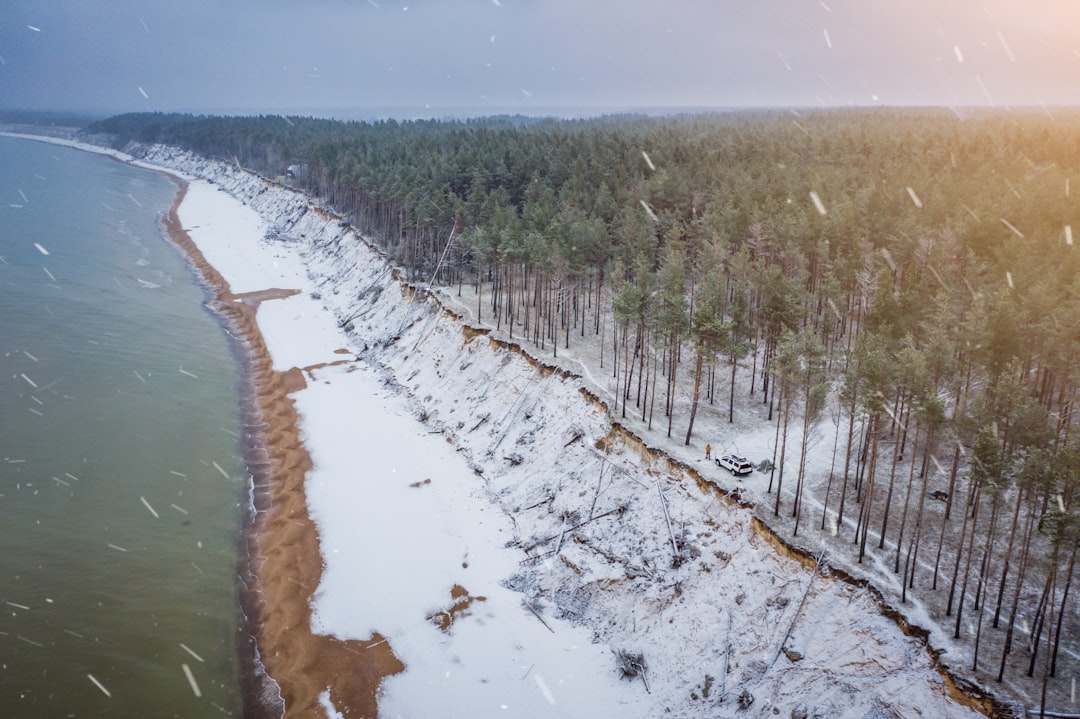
[90,108,1080,709]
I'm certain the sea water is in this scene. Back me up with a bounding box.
[0,135,248,716]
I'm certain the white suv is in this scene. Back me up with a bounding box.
[716,454,754,476]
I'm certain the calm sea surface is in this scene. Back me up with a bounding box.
[0,135,249,716]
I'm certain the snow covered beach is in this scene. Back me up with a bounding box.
[171,177,639,717]
[8,133,1006,718]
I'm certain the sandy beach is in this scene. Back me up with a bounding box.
[163,180,404,718]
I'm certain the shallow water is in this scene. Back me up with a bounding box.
[0,136,248,717]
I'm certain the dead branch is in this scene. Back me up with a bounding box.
[613,649,650,693]
[523,504,627,553]
[720,608,732,700]
[766,551,826,674]
[656,479,679,559]
[523,599,555,633]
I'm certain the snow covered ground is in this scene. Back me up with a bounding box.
[158,148,998,718]
[16,133,1012,717]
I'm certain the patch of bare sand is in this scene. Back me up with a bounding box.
[163,180,403,718]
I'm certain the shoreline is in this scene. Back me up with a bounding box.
[1,129,406,716]
[159,178,404,717]
[159,180,287,718]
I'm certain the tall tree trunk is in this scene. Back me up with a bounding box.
[952,486,983,638]
[749,331,759,397]
[523,264,531,340]
[933,441,963,590]
[666,334,679,439]
[894,421,921,573]
[594,268,603,336]
[773,386,792,518]
[684,348,705,446]
[945,441,962,520]
[728,352,737,423]
[856,413,881,563]
[623,331,641,415]
[476,260,483,323]
[768,386,783,494]
[647,348,659,431]
[641,342,651,423]
[855,415,872,499]
[947,475,978,615]
[837,392,858,530]
[993,486,1025,628]
[821,408,843,533]
[972,491,1002,670]
[1026,559,1057,677]
[902,435,932,602]
[878,390,907,549]
[793,368,815,536]
[907,423,937,587]
[997,493,1038,682]
[1050,543,1077,678]
[636,321,648,406]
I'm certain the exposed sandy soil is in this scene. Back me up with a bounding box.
[162,180,403,719]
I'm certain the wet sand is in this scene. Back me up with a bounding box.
[161,179,404,718]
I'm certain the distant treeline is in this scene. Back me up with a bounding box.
[87,108,1080,696]
[0,109,105,136]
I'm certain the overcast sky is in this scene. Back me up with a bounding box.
[2,0,1079,118]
